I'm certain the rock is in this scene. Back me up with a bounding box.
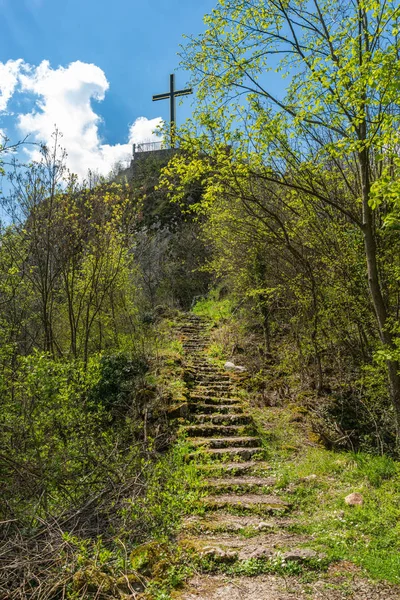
[200,546,238,563]
[345,492,364,506]
[256,521,275,531]
[167,403,189,419]
[282,548,318,562]
[224,361,246,373]
[224,361,236,370]
[302,474,317,482]
[248,547,273,560]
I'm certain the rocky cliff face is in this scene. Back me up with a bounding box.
[115,148,177,181]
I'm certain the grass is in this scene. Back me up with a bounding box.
[192,292,234,324]
[256,405,400,584]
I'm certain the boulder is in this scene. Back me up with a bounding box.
[345,492,364,506]
[224,361,236,370]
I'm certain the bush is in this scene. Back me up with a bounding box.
[0,350,151,524]
[88,352,148,417]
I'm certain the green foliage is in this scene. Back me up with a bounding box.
[121,440,203,542]
[88,352,148,416]
[128,152,211,311]
[350,453,398,488]
[158,0,400,444]
[0,350,150,521]
[0,140,207,598]
[192,290,234,323]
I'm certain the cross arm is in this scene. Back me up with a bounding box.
[152,93,170,101]
[174,88,193,97]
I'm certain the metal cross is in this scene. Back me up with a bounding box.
[152,74,192,146]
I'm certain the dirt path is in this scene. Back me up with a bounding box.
[171,315,400,600]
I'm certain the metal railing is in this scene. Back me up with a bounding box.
[132,141,167,154]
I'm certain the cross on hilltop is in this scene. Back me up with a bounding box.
[152,74,192,147]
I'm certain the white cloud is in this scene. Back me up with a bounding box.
[0,59,163,177]
[0,59,23,112]
[94,116,163,172]
[128,116,163,145]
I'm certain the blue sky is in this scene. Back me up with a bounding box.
[0,0,216,176]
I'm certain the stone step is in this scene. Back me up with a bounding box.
[195,376,230,380]
[193,392,235,399]
[192,391,236,398]
[192,436,261,449]
[194,377,231,383]
[180,533,313,562]
[188,447,264,462]
[177,332,205,336]
[194,386,233,393]
[190,393,240,402]
[191,413,253,425]
[195,381,232,386]
[189,403,244,415]
[181,334,205,338]
[183,346,207,350]
[197,461,272,476]
[195,371,230,377]
[182,424,254,438]
[203,493,290,514]
[194,383,232,388]
[189,396,242,406]
[181,513,280,534]
[202,476,277,493]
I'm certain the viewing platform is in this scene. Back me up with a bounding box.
[131,141,176,164]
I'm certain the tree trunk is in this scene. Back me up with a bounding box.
[360,148,400,436]
[258,295,271,355]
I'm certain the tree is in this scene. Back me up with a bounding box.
[1,134,138,361]
[175,0,400,434]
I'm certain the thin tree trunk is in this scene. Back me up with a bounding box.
[360,147,400,435]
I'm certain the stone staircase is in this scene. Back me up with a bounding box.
[167,315,400,599]
[172,314,319,598]
[177,314,285,504]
